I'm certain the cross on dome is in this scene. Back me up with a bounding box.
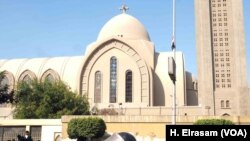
[119,4,129,13]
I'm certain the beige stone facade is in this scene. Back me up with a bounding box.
[195,0,249,116]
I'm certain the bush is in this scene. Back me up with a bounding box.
[67,117,107,141]
[193,119,234,125]
[13,79,90,119]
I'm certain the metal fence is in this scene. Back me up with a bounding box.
[0,126,41,141]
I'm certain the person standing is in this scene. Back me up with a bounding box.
[24,131,33,141]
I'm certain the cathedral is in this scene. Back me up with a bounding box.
[1,0,249,118]
[0,8,198,118]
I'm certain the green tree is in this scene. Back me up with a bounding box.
[0,71,14,104]
[67,117,106,141]
[13,79,89,119]
[193,119,234,125]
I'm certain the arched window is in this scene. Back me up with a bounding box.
[23,74,32,84]
[0,71,14,91]
[0,76,9,87]
[221,100,224,108]
[125,70,132,102]
[226,100,230,108]
[45,74,55,83]
[41,69,60,82]
[18,70,36,84]
[110,57,117,103]
[94,71,102,103]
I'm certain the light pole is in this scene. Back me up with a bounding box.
[168,0,176,125]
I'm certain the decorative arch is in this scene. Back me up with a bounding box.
[80,38,152,105]
[222,113,230,116]
[41,69,60,82]
[18,70,36,83]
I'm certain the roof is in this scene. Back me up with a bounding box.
[98,13,150,41]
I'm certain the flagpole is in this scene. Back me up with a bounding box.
[171,0,176,125]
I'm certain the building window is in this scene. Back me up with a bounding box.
[221,100,224,108]
[0,76,9,88]
[41,69,60,82]
[0,76,10,108]
[110,57,117,103]
[23,75,32,84]
[226,100,230,108]
[45,74,55,82]
[125,70,133,103]
[94,71,102,103]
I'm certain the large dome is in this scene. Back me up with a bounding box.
[97,13,150,41]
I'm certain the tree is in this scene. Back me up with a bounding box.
[13,79,89,119]
[67,117,106,141]
[193,119,234,125]
[0,71,14,104]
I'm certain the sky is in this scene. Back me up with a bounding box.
[0,0,249,84]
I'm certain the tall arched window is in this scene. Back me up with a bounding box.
[94,71,102,103]
[110,57,117,103]
[125,70,132,102]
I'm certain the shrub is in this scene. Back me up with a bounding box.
[67,117,107,141]
[193,119,234,125]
